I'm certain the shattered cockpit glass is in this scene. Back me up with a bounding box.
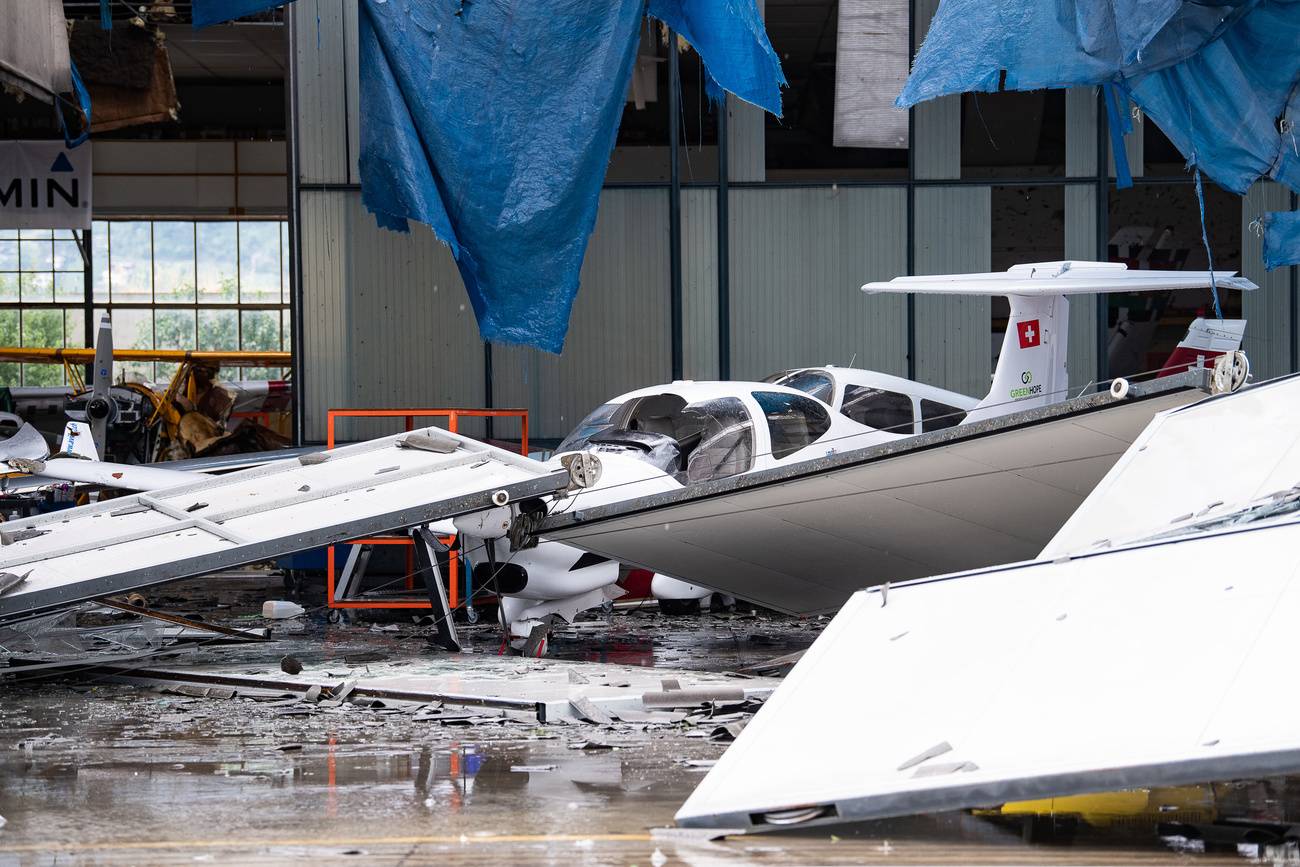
[558,395,755,484]
[556,403,620,454]
[763,369,835,405]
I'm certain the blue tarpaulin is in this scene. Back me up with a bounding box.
[193,0,285,29]
[1264,211,1300,271]
[195,0,784,352]
[901,0,1300,268]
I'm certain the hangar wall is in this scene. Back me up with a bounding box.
[289,0,1299,445]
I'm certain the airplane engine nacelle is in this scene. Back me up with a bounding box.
[453,505,513,540]
[484,538,618,601]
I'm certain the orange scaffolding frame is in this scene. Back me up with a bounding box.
[324,407,529,610]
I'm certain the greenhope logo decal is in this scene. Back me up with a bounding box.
[1010,370,1042,400]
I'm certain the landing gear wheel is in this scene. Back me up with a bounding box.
[658,597,702,616]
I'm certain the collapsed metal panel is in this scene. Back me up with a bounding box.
[0,429,568,623]
[675,515,1300,832]
[543,375,1205,615]
[1043,373,1300,557]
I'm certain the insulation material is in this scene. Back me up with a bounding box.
[1263,210,1300,271]
[0,0,73,103]
[900,1,1300,199]
[69,24,179,133]
[833,0,909,149]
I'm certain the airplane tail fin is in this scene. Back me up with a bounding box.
[971,292,1069,423]
[862,261,1256,424]
[58,421,100,461]
[1156,317,1246,378]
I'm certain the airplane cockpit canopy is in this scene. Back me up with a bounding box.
[558,393,755,485]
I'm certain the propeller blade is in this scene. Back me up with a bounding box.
[86,314,114,450]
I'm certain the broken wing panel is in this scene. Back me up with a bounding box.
[676,517,1300,832]
[544,381,1203,615]
[0,429,568,623]
[1044,373,1300,557]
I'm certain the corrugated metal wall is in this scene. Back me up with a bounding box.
[493,189,672,442]
[913,187,993,397]
[1064,87,1101,391]
[298,191,485,443]
[682,189,720,380]
[727,187,909,380]
[294,0,354,188]
[1242,182,1297,380]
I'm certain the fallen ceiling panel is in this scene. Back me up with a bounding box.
[676,513,1300,832]
[0,429,568,624]
[1044,372,1300,557]
[543,374,1207,615]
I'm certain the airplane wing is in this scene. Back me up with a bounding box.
[861,260,1256,295]
[540,371,1210,615]
[675,374,1300,833]
[0,427,573,623]
[0,420,323,494]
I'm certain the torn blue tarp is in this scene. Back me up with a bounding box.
[195,0,782,352]
[1263,211,1300,270]
[900,0,1300,201]
[359,0,782,352]
[192,0,285,28]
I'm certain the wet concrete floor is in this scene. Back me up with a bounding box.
[0,574,1292,865]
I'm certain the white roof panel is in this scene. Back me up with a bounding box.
[1043,373,1300,557]
[0,429,568,622]
[676,513,1300,832]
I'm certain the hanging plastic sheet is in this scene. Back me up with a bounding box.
[359,0,782,351]
[899,0,1300,209]
[195,0,783,352]
[192,0,285,29]
[1263,211,1300,270]
[899,0,1300,280]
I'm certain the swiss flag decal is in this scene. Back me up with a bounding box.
[1017,319,1041,349]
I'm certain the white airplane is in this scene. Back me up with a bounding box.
[0,263,1253,653]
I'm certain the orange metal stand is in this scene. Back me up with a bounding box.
[324,407,529,611]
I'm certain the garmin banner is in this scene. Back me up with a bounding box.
[0,141,91,230]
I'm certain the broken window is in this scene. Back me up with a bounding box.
[762,369,835,404]
[556,403,620,454]
[679,397,754,484]
[920,399,967,432]
[839,386,913,433]
[752,391,831,460]
[560,395,755,483]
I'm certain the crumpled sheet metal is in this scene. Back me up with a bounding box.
[196,0,784,353]
[900,0,1300,243]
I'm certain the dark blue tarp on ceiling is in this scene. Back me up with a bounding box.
[901,0,1300,268]
[193,0,285,29]
[195,0,784,352]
